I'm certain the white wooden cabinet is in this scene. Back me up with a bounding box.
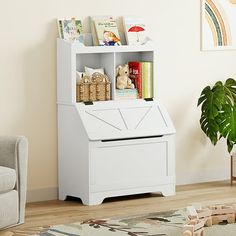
[57,38,176,205]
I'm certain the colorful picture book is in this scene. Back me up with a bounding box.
[123,17,148,45]
[90,16,108,46]
[91,16,121,46]
[129,61,153,99]
[90,16,112,46]
[57,18,83,43]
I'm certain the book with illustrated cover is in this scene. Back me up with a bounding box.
[90,16,114,46]
[57,18,83,43]
[123,17,148,45]
[142,62,153,99]
[128,61,142,98]
[93,18,121,46]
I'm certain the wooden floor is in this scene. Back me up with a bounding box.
[2,181,236,235]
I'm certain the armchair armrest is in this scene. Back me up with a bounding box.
[0,136,28,224]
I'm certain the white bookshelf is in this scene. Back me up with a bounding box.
[57,38,176,205]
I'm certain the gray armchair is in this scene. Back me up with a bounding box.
[0,136,28,229]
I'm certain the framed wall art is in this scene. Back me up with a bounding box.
[201,0,236,50]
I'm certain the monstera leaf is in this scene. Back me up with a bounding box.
[200,113,219,145]
[198,84,224,144]
[198,78,236,153]
[218,104,236,152]
[198,84,225,119]
[223,78,236,106]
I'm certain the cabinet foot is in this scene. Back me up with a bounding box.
[81,196,105,206]
[161,185,175,196]
[58,192,67,201]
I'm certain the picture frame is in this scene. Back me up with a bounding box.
[201,0,236,51]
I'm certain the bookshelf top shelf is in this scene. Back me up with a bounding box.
[57,38,156,54]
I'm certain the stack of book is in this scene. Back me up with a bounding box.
[128,61,153,99]
[115,89,138,100]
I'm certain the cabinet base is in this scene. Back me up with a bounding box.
[60,184,176,206]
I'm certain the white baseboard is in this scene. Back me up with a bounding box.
[26,169,230,202]
[176,168,230,185]
[27,187,58,202]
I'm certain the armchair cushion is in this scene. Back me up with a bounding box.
[0,136,28,229]
[0,166,16,193]
[0,191,19,228]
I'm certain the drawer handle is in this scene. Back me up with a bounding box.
[101,135,163,142]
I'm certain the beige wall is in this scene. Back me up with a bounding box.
[1,0,235,201]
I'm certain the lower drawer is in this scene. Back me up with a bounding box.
[89,136,175,193]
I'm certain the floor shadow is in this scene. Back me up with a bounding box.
[65,192,164,205]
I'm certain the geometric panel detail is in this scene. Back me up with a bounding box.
[86,109,126,131]
[120,107,152,130]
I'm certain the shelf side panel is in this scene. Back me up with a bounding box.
[100,53,115,100]
[58,104,89,201]
[57,39,76,103]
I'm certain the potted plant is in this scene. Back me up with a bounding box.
[197,78,236,153]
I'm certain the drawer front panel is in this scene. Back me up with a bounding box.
[90,139,171,192]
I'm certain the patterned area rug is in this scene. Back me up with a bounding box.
[9,208,236,236]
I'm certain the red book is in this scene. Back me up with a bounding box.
[128,61,142,98]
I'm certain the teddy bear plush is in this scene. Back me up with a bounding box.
[116,64,135,90]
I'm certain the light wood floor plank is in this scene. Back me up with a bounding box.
[1,181,236,235]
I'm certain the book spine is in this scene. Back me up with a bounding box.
[149,62,153,98]
[128,62,142,98]
[57,20,63,39]
[142,62,153,99]
[141,62,146,98]
[123,17,129,45]
[90,17,98,46]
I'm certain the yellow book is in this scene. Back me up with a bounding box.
[142,62,153,99]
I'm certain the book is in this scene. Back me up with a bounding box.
[115,89,138,100]
[128,62,142,98]
[141,62,153,99]
[57,20,63,39]
[93,17,121,46]
[90,16,113,46]
[57,18,83,43]
[123,17,148,45]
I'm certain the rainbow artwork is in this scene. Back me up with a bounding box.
[202,0,236,50]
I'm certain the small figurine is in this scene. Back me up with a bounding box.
[116,64,135,90]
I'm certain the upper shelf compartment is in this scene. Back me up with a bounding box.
[57,36,157,104]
